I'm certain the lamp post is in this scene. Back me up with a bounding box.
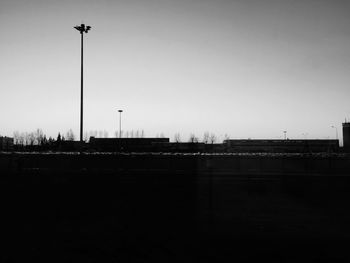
[74,23,91,142]
[283,130,287,140]
[331,125,338,140]
[118,110,123,138]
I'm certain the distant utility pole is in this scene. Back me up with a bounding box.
[74,23,91,142]
[118,110,123,138]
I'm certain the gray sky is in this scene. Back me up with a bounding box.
[1,0,349,141]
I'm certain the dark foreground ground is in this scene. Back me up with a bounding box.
[1,153,350,262]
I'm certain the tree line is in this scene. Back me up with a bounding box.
[173,132,230,144]
[13,129,77,146]
[12,129,229,147]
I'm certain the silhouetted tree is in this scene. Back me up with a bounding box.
[57,133,61,143]
[48,137,54,145]
[203,132,210,144]
[66,129,75,141]
[119,130,144,138]
[18,132,25,146]
[34,129,44,145]
[174,133,181,143]
[13,131,21,145]
[209,133,217,144]
[22,132,27,146]
[42,135,47,145]
[189,133,198,143]
[28,132,35,146]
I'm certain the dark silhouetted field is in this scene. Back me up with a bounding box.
[1,153,350,262]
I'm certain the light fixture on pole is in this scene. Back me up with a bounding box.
[283,130,287,140]
[118,110,123,138]
[74,23,91,142]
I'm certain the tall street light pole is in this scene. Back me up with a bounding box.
[74,24,91,142]
[118,110,123,138]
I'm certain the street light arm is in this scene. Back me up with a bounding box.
[74,26,84,33]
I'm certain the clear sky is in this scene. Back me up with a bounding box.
[1,0,349,142]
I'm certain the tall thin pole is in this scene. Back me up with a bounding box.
[74,23,91,142]
[80,32,83,142]
[119,111,122,138]
[118,110,123,152]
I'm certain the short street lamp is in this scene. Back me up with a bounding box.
[74,23,91,142]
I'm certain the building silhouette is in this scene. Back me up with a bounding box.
[0,136,14,151]
[87,137,339,153]
[223,139,339,153]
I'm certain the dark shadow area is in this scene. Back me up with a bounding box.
[1,153,350,262]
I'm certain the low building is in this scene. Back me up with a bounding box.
[157,142,207,153]
[0,136,14,151]
[223,139,339,153]
[89,137,170,152]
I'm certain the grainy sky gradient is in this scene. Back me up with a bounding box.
[1,0,349,142]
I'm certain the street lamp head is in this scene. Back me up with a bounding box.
[74,25,82,32]
[118,110,123,113]
[74,24,91,34]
